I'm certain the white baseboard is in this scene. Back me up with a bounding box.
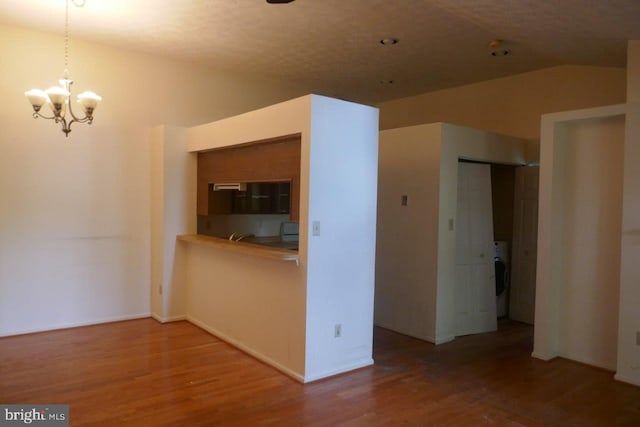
[531,351,556,361]
[151,313,187,323]
[303,359,374,383]
[614,373,640,387]
[433,335,455,345]
[0,312,151,338]
[374,323,450,345]
[186,315,305,383]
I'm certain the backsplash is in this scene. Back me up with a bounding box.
[197,214,291,239]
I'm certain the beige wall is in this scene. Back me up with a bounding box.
[558,116,624,370]
[376,123,527,343]
[186,244,307,379]
[375,123,442,342]
[616,40,640,386]
[0,23,308,336]
[184,96,311,381]
[184,95,379,382]
[378,65,627,161]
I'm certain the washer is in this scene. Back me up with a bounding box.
[494,241,510,318]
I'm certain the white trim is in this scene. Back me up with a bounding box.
[372,324,454,346]
[614,373,640,387]
[531,351,556,361]
[0,313,151,338]
[434,335,455,345]
[151,313,187,323]
[303,359,374,383]
[541,103,627,124]
[559,354,616,372]
[186,315,305,383]
[534,103,628,365]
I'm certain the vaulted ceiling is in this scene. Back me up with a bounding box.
[1,0,639,104]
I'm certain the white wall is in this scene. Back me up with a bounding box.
[375,123,527,344]
[533,105,626,371]
[150,126,196,322]
[305,96,379,381]
[0,23,309,336]
[616,40,640,386]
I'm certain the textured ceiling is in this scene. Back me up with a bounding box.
[1,0,639,104]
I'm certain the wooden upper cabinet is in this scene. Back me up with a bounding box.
[197,136,301,222]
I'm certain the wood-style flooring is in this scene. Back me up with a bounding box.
[1,319,639,426]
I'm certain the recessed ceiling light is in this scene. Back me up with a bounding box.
[380,37,399,46]
[266,0,295,3]
[489,39,511,56]
[379,80,395,85]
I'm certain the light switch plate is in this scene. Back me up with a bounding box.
[312,221,320,236]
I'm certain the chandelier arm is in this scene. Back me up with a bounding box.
[66,98,85,122]
[33,111,57,120]
[68,116,92,126]
[56,115,68,130]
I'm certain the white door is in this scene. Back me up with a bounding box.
[509,166,539,325]
[455,162,497,336]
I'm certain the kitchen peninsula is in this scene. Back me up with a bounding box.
[150,95,379,382]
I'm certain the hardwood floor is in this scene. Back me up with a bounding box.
[1,319,639,426]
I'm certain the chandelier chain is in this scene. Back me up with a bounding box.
[64,0,85,74]
[64,0,68,71]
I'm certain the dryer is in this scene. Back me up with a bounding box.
[494,241,510,318]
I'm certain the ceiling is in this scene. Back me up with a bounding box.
[1,0,639,104]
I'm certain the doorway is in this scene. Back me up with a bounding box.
[455,160,538,336]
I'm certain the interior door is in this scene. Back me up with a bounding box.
[509,166,539,325]
[455,162,497,336]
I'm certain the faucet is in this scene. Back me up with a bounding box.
[228,232,255,242]
[235,233,255,242]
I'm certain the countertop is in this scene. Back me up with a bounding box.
[176,234,299,263]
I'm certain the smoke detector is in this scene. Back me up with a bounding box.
[380,37,399,45]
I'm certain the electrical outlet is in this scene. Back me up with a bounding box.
[401,195,408,206]
[334,324,342,338]
[448,218,454,231]
[312,221,321,236]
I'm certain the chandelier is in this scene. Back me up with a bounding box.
[24,0,101,137]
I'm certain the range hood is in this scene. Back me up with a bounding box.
[212,183,247,191]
